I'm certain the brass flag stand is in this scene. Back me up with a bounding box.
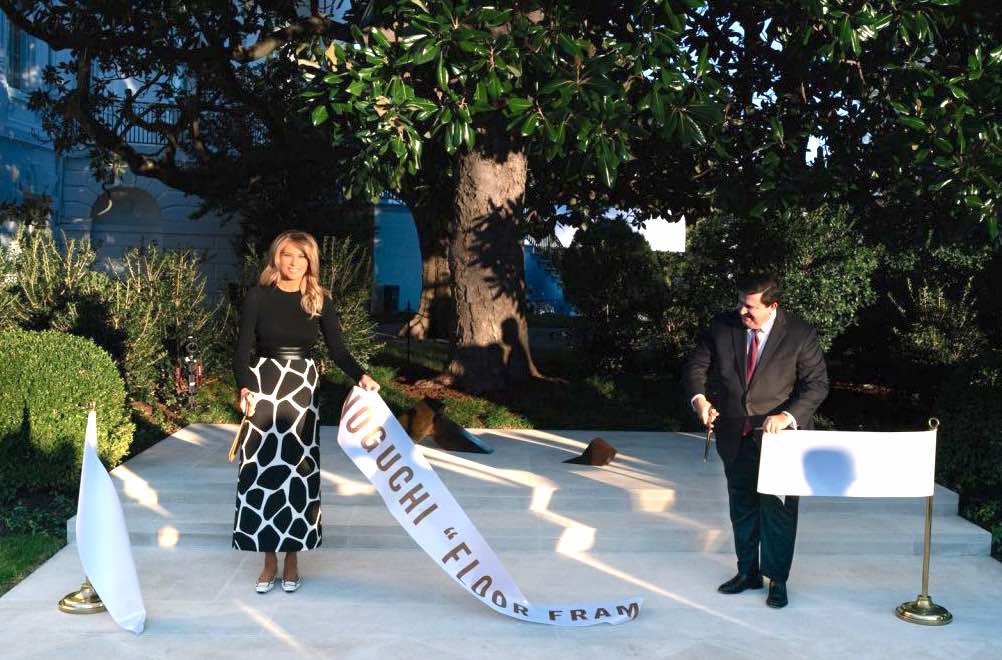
[58,578,106,614]
[58,402,106,615]
[895,418,953,626]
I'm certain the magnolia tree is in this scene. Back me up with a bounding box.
[297,1,724,390]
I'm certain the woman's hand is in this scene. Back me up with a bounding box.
[239,387,257,417]
[358,374,380,392]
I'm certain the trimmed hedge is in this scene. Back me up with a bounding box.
[934,351,1002,497]
[0,329,134,501]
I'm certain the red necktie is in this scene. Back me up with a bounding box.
[742,330,760,436]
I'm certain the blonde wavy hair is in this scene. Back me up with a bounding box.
[259,230,327,317]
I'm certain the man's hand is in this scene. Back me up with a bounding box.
[695,396,719,429]
[763,413,793,434]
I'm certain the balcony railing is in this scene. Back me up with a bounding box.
[98,101,179,146]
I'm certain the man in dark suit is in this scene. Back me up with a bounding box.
[683,274,829,608]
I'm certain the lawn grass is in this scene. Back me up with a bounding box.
[0,533,63,596]
[366,339,686,430]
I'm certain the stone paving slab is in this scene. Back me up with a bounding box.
[3,546,1000,659]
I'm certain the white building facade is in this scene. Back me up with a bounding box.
[0,16,240,296]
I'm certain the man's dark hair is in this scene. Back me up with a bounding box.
[737,273,781,306]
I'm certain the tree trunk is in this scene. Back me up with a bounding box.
[446,127,540,392]
[400,200,454,340]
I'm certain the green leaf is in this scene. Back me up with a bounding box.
[948,85,968,100]
[696,44,710,79]
[897,115,928,131]
[520,113,540,137]
[599,158,613,188]
[371,29,392,52]
[348,80,366,96]
[436,54,448,89]
[964,195,984,209]
[311,105,329,127]
[411,137,423,168]
[933,137,954,153]
[989,45,1002,66]
[474,81,487,106]
[889,100,911,115]
[558,34,582,59]
[770,117,785,145]
[507,97,533,114]
[651,91,665,123]
[412,40,440,66]
[462,122,474,150]
[391,135,406,158]
[871,14,893,31]
[487,73,502,100]
[678,113,706,146]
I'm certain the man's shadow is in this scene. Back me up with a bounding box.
[803,448,857,496]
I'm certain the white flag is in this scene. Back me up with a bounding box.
[757,429,937,498]
[338,388,642,626]
[75,408,146,634]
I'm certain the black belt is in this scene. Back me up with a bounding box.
[259,346,309,360]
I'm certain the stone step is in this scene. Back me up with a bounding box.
[101,472,961,516]
[101,488,959,519]
[68,507,990,556]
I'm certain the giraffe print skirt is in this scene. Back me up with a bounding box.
[233,357,322,552]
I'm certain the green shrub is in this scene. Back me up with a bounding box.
[103,245,222,403]
[2,226,223,406]
[316,235,381,369]
[0,330,134,501]
[934,352,1002,497]
[890,278,986,368]
[0,226,112,336]
[559,217,670,372]
[677,204,879,352]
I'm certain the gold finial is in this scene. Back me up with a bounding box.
[88,401,96,412]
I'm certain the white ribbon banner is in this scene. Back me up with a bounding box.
[77,409,146,634]
[337,388,642,626]
[757,429,937,498]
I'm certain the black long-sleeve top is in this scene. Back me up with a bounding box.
[233,285,365,391]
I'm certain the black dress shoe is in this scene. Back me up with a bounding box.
[717,572,764,594]
[766,580,788,608]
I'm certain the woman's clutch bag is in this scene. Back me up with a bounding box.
[228,417,252,463]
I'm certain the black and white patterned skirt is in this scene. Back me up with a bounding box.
[233,357,322,552]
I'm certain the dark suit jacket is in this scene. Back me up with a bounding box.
[682,309,829,464]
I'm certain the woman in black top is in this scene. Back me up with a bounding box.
[233,230,379,594]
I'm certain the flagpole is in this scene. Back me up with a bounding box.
[895,417,952,626]
[58,402,106,615]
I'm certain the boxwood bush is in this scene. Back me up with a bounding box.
[934,351,1002,497]
[0,329,134,501]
